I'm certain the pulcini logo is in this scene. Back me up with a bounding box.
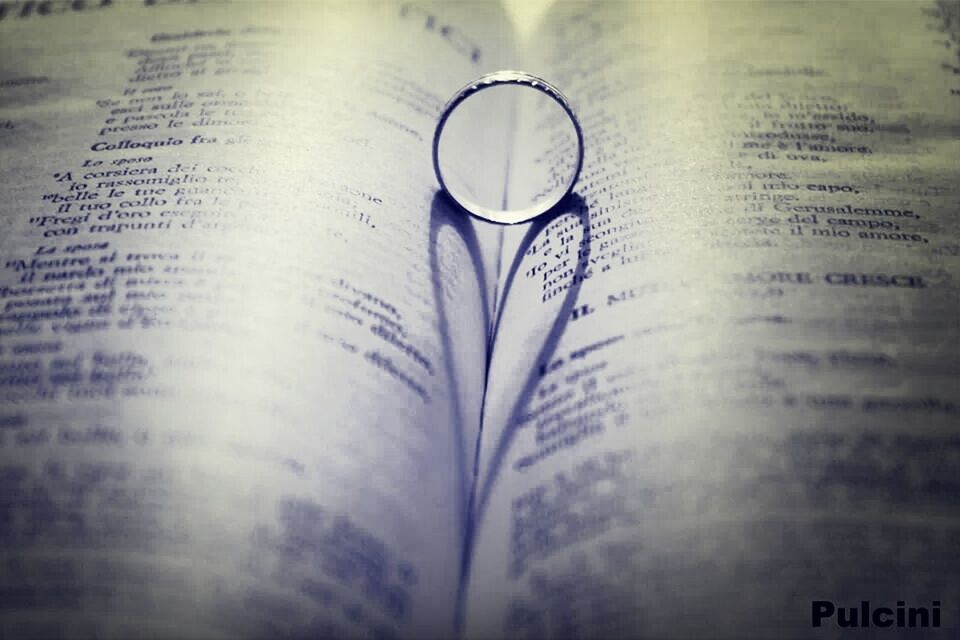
[812,600,942,628]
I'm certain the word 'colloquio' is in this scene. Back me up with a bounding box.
[91,138,183,152]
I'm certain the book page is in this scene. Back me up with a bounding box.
[468,2,960,637]
[0,1,512,637]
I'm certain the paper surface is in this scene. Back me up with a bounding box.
[468,2,960,637]
[0,2,512,637]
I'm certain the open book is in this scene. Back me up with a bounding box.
[2,1,959,638]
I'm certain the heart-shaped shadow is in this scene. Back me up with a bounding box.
[428,191,591,628]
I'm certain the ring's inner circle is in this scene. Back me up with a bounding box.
[437,81,579,222]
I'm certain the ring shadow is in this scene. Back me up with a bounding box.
[428,190,591,629]
[427,191,492,537]
[473,192,590,524]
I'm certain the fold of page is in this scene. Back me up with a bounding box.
[0,2,513,637]
[468,1,960,638]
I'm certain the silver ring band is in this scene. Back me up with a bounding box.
[433,70,584,225]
